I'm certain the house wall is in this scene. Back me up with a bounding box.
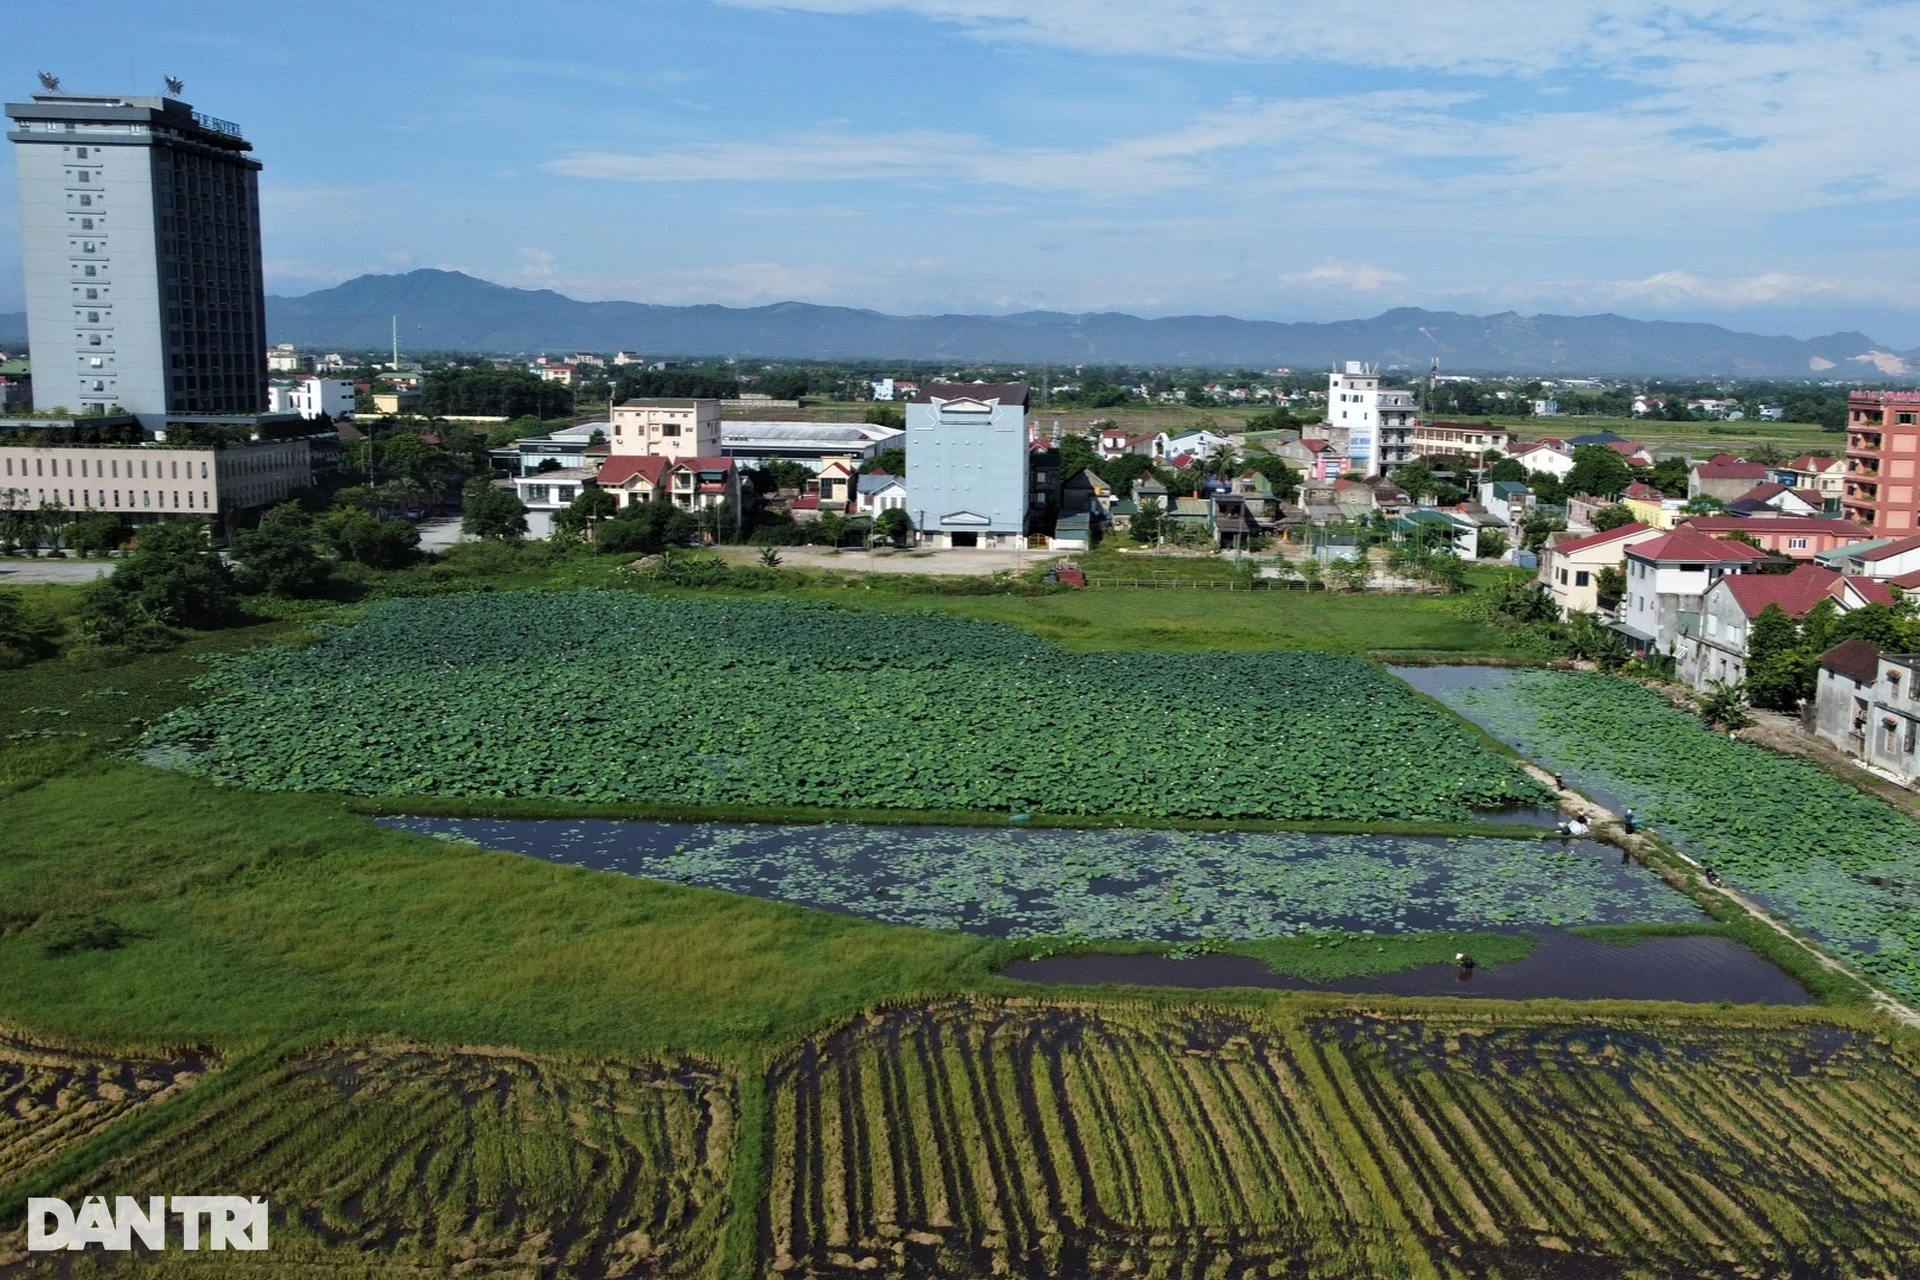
[0,437,307,518]
[1676,583,1751,690]
[608,400,722,459]
[905,392,1029,545]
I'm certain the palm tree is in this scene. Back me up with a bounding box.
[758,546,783,569]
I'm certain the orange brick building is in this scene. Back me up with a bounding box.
[1843,391,1920,534]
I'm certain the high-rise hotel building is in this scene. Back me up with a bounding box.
[6,93,267,428]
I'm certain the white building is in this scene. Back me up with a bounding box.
[1,437,312,525]
[1509,440,1576,479]
[266,377,354,421]
[1326,361,1414,476]
[267,343,305,373]
[7,92,267,427]
[608,398,722,459]
[511,467,596,539]
[870,378,897,401]
[719,420,903,472]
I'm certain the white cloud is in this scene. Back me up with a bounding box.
[1284,260,1408,292]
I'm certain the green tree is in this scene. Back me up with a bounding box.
[79,519,236,640]
[1057,433,1100,476]
[0,587,61,668]
[232,504,331,598]
[1331,548,1374,592]
[1241,452,1301,502]
[1831,603,1916,652]
[1486,457,1526,484]
[460,477,528,541]
[1698,681,1752,730]
[1647,456,1691,497]
[1683,495,1728,516]
[873,507,911,546]
[1096,452,1161,496]
[1591,505,1636,532]
[862,403,904,429]
[555,488,619,540]
[1521,511,1568,553]
[597,499,697,555]
[861,447,906,476]
[1298,556,1325,591]
[319,511,420,569]
[66,512,127,558]
[1564,445,1634,499]
[1744,602,1813,709]
[1476,528,1510,559]
[1424,550,1468,593]
[1130,498,1164,544]
[1391,460,1438,502]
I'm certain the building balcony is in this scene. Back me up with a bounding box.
[1849,432,1883,453]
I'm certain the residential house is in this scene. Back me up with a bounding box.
[1268,436,1345,483]
[856,471,908,516]
[1414,421,1511,459]
[594,455,671,509]
[1050,511,1094,551]
[1164,429,1233,461]
[608,398,723,459]
[1131,473,1170,510]
[1813,639,1920,787]
[1689,455,1773,503]
[799,456,860,515]
[612,351,644,366]
[1831,534,1920,580]
[1727,482,1824,518]
[537,364,581,386]
[1210,493,1260,548]
[1331,477,1377,519]
[370,389,421,415]
[1676,565,1893,693]
[491,421,608,476]
[1326,361,1414,474]
[1615,527,1769,654]
[1097,426,1163,459]
[1770,455,1845,515]
[667,457,744,533]
[1677,515,1880,561]
[1538,522,1665,617]
[1227,470,1286,523]
[1509,440,1575,479]
[1061,469,1115,520]
[1621,481,1687,530]
[1368,479,1413,518]
[511,467,596,539]
[1478,480,1534,540]
[906,383,1032,548]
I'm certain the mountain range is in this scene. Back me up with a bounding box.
[7,269,1918,377]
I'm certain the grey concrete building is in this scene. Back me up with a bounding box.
[906,383,1031,548]
[7,92,266,428]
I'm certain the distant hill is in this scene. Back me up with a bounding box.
[75,268,1918,376]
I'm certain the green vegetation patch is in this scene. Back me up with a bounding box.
[767,998,1920,1278]
[9,1043,733,1278]
[1431,669,1920,1002]
[144,591,1550,822]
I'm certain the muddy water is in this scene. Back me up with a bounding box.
[1004,928,1813,1004]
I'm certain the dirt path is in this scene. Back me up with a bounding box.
[1520,761,1920,1030]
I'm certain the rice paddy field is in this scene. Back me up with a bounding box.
[5,1043,735,1278]
[766,999,1920,1280]
[0,1027,208,1188]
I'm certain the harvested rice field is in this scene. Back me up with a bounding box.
[764,999,1920,1279]
[9,1044,734,1278]
[0,1027,207,1188]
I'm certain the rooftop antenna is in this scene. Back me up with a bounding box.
[37,72,61,93]
[164,76,185,97]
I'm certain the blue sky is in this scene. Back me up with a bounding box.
[7,0,1920,345]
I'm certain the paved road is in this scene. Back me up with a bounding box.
[0,557,114,584]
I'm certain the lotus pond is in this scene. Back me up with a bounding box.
[1400,664,1920,1002]
[143,592,1552,822]
[377,817,1704,941]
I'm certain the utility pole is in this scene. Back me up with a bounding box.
[391,315,400,371]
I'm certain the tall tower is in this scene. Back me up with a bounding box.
[6,91,266,427]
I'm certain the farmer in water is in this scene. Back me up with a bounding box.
[1455,952,1476,978]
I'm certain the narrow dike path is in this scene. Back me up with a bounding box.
[1517,761,1920,1031]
